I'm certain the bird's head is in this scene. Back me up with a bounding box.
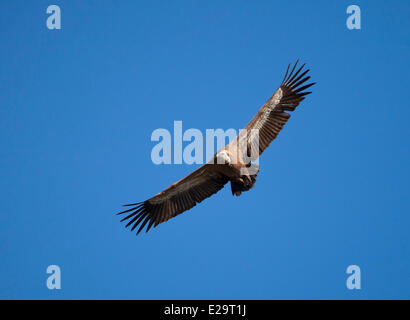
[215,150,231,165]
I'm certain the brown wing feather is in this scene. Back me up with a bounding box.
[244,60,315,158]
[117,164,229,234]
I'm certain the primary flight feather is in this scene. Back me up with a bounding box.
[118,60,315,234]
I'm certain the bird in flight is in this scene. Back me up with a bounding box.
[118,60,315,234]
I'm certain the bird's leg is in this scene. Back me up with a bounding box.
[230,177,244,196]
[242,175,253,187]
[239,163,259,189]
[230,165,258,196]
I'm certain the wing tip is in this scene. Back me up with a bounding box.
[281,60,315,86]
[280,61,315,100]
[117,200,156,235]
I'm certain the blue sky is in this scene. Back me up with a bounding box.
[0,1,409,299]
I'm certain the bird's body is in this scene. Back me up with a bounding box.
[118,61,315,234]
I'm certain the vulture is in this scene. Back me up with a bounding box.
[118,60,315,234]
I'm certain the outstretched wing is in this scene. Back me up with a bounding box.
[244,60,315,159]
[117,164,229,234]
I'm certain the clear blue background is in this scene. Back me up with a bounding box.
[0,0,409,299]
